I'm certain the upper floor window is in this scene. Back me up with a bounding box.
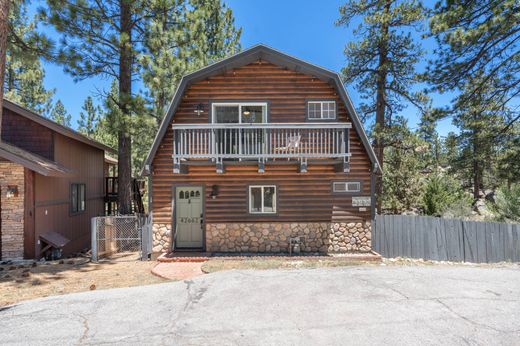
[307,101,336,120]
[212,102,267,124]
[71,183,86,214]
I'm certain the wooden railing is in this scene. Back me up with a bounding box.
[172,123,352,173]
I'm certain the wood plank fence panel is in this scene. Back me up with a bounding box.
[373,215,520,264]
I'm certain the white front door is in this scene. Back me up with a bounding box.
[175,186,204,248]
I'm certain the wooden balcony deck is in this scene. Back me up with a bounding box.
[172,123,352,173]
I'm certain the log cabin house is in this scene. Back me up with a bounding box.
[142,45,380,256]
[0,100,116,260]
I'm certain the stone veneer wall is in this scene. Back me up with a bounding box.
[0,163,25,259]
[152,223,172,253]
[206,222,371,253]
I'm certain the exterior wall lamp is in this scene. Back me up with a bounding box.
[210,185,219,199]
[194,103,204,116]
[6,185,19,198]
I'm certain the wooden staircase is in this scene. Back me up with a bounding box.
[104,177,145,215]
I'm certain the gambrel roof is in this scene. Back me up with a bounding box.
[142,44,380,175]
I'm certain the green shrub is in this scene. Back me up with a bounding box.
[422,175,470,217]
[492,184,520,222]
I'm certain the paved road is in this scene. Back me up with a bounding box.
[1,265,520,345]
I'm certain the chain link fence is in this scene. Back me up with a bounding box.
[91,215,151,261]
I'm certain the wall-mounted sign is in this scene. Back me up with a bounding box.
[352,196,371,207]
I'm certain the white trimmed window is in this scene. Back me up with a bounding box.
[249,185,276,214]
[333,181,361,193]
[308,101,336,120]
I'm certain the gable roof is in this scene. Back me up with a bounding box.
[3,99,115,154]
[0,141,74,177]
[142,44,380,174]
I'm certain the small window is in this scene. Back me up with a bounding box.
[71,183,86,213]
[249,185,276,214]
[308,101,336,120]
[333,181,361,193]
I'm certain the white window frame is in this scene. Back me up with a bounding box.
[249,185,277,214]
[333,181,361,193]
[212,102,268,123]
[307,101,336,120]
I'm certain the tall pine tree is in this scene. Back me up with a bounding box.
[335,0,429,210]
[451,73,505,199]
[140,0,241,126]
[4,2,54,115]
[49,99,71,126]
[77,96,101,137]
[429,0,519,126]
[43,0,241,213]
[43,0,149,214]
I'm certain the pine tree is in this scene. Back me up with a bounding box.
[429,0,520,126]
[42,0,149,214]
[42,0,241,213]
[451,73,505,199]
[381,116,424,214]
[49,99,71,127]
[497,122,520,187]
[77,96,101,137]
[140,0,241,126]
[4,2,54,115]
[0,0,11,126]
[335,0,429,211]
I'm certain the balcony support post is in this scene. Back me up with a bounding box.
[299,158,308,173]
[216,158,224,174]
[173,158,181,174]
[258,159,265,173]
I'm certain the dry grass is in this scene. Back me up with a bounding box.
[0,256,166,307]
[201,258,375,273]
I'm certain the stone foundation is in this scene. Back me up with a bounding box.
[206,222,371,253]
[152,223,172,253]
[0,163,25,259]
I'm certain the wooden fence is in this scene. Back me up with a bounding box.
[372,215,520,263]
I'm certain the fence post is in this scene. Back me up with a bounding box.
[91,217,98,262]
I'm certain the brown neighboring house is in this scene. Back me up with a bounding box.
[142,45,380,256]
[0,99,116,260]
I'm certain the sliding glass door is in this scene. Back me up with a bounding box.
[212,103,267,158]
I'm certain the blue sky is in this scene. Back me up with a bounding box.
[35,0,456,135]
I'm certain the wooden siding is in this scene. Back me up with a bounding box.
[1,108,54,160]
[33,133,105,257]
[151,60,373,226]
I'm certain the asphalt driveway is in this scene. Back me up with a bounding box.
[1,264,519,345]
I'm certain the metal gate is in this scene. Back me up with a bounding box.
[91,214,152,261]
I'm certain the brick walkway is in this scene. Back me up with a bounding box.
[151,262,204,280]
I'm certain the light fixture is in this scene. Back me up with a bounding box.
[210,185,219,199]
[243,110,251,115]
[194,103,204,116]
[6,185,18,198]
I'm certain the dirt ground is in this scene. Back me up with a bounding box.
[201,257,375,273]
[0,256,166,307]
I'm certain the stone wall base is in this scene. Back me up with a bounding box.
[0,163,25,259]
[152,223,172,253]
[206,222,371,253]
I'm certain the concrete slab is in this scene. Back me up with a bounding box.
[1,265,519,345]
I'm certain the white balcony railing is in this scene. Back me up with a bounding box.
[172,123,352,173]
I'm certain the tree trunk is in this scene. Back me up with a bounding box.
[472,121,480,200]
[374,0,391,213]
[0,0,11,136]
[117,0,133,215]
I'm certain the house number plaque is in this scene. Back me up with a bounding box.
[180,217,199,224]
[352,196,371,207]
